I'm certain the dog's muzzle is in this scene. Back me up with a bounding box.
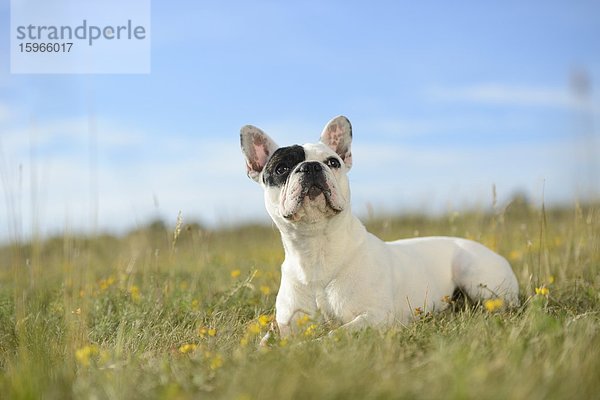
[299,162,327,199]
[280,161,344,220]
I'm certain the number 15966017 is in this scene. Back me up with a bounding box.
[19,42,73,52]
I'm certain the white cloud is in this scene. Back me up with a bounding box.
[429,83,600,113]
[360,114,521,139]
[1,116,146,157]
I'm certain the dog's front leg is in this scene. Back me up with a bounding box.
[329,313,370,336]
[259,322,290,347]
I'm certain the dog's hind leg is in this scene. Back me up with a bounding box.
[451,239,520,307]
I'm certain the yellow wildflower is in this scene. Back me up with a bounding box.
[129,285,141,302]
[247,322,261,335]
[296,315,310,327]
[414,307,423,316]
[75,344,99,367]
[209,354,224,370]
[99,276,115,291]
[230,269,241,279]
[240,336,249,347]
[191,299,200,310]
[198,326,217,338]
[535,287,549,296]
[548,275,555,284]
[260,285,271,296]
[258,315,272,327]
[303,323,318,337]
[484,298,504,312]
[508,250,523,262]
[179,343,197,354]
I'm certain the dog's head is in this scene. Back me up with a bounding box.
[241,116,353,227]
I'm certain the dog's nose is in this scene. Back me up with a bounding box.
[298,161,322,175]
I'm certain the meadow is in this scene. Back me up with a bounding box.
[0,198,599,399]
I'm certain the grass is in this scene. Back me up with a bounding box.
[0,199,599,399]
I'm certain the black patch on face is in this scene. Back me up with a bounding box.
[262,145,305,187]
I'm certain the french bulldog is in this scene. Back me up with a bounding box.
[240,116,519,341]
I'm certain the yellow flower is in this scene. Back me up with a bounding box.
[247,322,261,335]
[191,299,200,310]
[75,345,99,367]
[548,275,555,284]
[414,307,423,316]
[260,285,271,296]
[484,298,504,312]
[99,276,116,291]
[230,269,241,279]
[179,343,198,354]
[296,315,310,327]
[129,285,141,302]
[209,354,224,370]
[535,287,549,296]
[240,336,249,347]
[258,315,272,327]
[303,323,318,337]
[198,326,217,338]
[508,250,523,262]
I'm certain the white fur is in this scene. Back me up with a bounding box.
[273,212,519,336]
[240,116,520,340]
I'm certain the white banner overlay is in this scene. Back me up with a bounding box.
[10,0,150,74]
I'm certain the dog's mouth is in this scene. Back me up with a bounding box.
[306,184,324,200]
[282,183,342,220]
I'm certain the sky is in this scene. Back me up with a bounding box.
[1,1,599,242]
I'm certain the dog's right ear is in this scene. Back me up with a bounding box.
[240,125,279,182]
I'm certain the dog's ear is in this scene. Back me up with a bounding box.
[320,115,353,170]
[240,125,279,182]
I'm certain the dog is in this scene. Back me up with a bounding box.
[240,115,519,341]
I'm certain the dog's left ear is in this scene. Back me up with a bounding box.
[320,115,353,170]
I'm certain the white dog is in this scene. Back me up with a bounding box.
[240,116,519,339]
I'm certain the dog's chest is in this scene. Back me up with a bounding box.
[312,280,353,324]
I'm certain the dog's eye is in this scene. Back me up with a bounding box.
[326,158,341,169]
[275,163,289,175]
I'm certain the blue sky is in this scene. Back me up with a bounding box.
[1,1,599,240]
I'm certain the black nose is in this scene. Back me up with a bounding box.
[298,161,322,175]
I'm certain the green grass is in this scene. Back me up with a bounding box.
[1,200,599,399]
